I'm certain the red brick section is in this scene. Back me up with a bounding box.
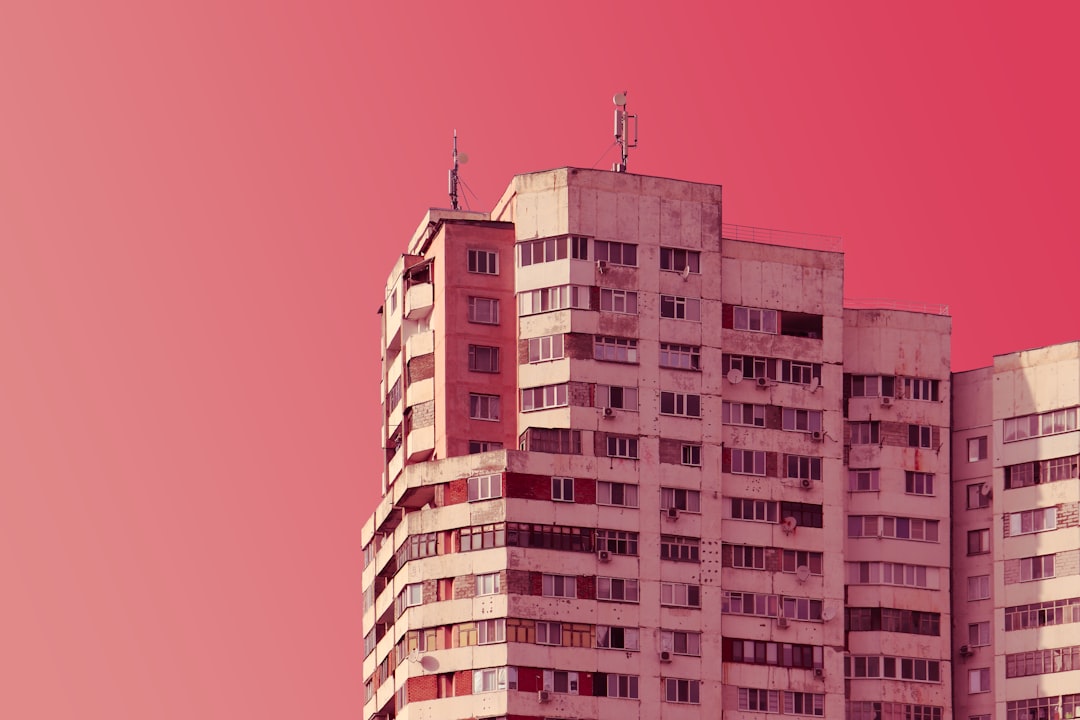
[505,472,553,500]
[453,670,472,696]
[444,478,468,505]
[577,575,596,600]
[406,675,437,703]
[574,477,596,504]
[517,669,542,692]
[659,438,684,464]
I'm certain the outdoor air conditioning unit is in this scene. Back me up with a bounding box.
[880,396,894,407]
[597,550,611,562]
[801,478,812,490]
[810,430,824,442]
[959,645,972,657]
[666,507,679,519]
[777,616,789,628]
[603,407,615,418]
[596,260,607,273]
[538,690,551,703]
[813,668,825,679]
[659,651,672,663]
[756,376,770,388]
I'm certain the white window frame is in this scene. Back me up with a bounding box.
[909,424,933,448]
[660,342,701,370]
[850,421,879,444]
[787,455,822,481]
[904,377,939,401]
[905,471,935,495]
[682,444,702,467]
[848,469,880,491]
[467,296,499,325]
[659,247,701,273]
[469,393,501,421]
[518,236,567,266]
[599,288,638,314]
[606,435,639,459]
[660,391,701,417]
[661,487,701,512]
[476,572,500,596]
[468,344,500,373]
[518,284,590,316]
[664,678,701,704]
[660,295,701,321]
[467,248,499,275]
[731,449,766,476]
[968,621,990,647]
[541,573,577,598]
[661,629,702,656]
[468,473,502,501]
[593,336,638,363]
[1009,507,1057,535]
[967,667,990,694]
[535,621,562,646]
[596,385,638,411]
[1019,554,1055,582]
[597,481,639,507]
[605,673,639,699]
[967,574,990,600]
[542,669,579,695]
[596,625,640,650]
[402,582,422,608]
[551,476,574,502]
[782,407,823,433]
[477,619,505,645]
[527,334,564,363]
[660,581,701,608]
[733,306,778,333]
[521,383,568,412]
[723,401,765,427]
[596,577,640,602]
[593,240,637,266]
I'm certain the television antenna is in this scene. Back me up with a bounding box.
[449,130,469,210]
[612,91,638,173]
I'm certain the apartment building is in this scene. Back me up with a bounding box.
[361,167,955,720]
[952,342,1080,720]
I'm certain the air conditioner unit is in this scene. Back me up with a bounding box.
[596,260,607,272]
[597,550,611,562]
[959,645,972,657]
[603,407,615,418]
[538,690,551,703]
[801,478,812,489]
[810,430,824,442]
[880,396,894,407]
[776,616,789,628]
[659,650,672,663]
[756,376,770,388]
[666,507,679,519]
[813,668,825,679]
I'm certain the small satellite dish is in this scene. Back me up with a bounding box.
[613,92,627,106]
[795,565,811,582]
[808,376,820,392]
[821,605,837,622]
[781,516,798,534]
[980,482,993,497]
[419,655,440,672]
[727,369,744,385]
[457,152,469,164]
[681,265,691,279]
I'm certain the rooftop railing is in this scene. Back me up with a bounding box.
[721,223,843,252]
[844,297,951,316]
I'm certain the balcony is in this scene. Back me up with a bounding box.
[405,281,434,319]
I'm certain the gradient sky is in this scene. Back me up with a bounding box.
[2,2,1078,718]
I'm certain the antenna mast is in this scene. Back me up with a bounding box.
[612,91,638,173]
[449,131,461,210]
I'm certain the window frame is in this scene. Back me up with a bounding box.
[467,296,500,325]
[467,248,499,275]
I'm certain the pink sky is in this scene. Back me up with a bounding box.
[2,2,1078,718]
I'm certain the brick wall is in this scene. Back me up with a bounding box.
[411,399,435,429]
[445,478,468,505]
[574,477,596,504]
[565,332,594,360]
[1059,549,1080,577]
[453,670,472,697]
[506,472,553,500]
[659,438,683,465]
[407,352,435,382]
[568,381,591,407]
[407,675,437,702]
[506,570,531,595]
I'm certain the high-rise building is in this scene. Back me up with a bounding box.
[362,167,958,720]
[951,342,1080,720]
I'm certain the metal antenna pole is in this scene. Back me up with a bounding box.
[612,91,638,173]
[449,130,460,210]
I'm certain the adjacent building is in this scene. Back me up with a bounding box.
[361,166,1071,720]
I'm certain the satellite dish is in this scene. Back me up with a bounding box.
[795,565,811,582]
[419,655,440,672]
[727,369,744,385]
[808,376,820,392]
[681,265,691,279]
[980,482,993,497]
[821,605,837,622]
[781,516,798,534]
[613,92,627,106]
[457,152,469,164]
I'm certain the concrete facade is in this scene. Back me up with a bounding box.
[363,168,960,720]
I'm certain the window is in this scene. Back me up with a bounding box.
[468,474,502,501]
[542,669,579,694]
[844,656,941,682]
[1006,646,1080,678]
[967,483,990,508]
[1005,455,1080,488]
[660,535,700,562]
[399,582,422,611]
[661,487,701,512]
[788,455,822,481]
[477,619,505,645]
[725,638,824,669]
[599,288,638,314]
[468,248,498,274]
[845,608,940,636]
[660,295,701,321]
[968,668,990,693]
[848,469,880,491]
[1005,597,1080,631]
[606,435,639,459]
[551,477,574,502]
[571,235,589,259]
[660,581,701,608]
[469,393,500,420]
[468,345,500,373]
[780,359,822,385]
[458,523,506,552]
[730,449,766,476]
[733,306,778,333]
[467,296,499,324]
[593,240,637,266]
[596,385,638,411]
[905,471,934,495]
[682,444,702,467]
[535,621,562,646]
[908,424,933,448]
[1007,698,1072,720]
[1020,554,1055,582]
[595,530,638,555]
[521,384,568,412]
[542,574,577,598]
[527,334,564,363]
[518,237,567,266]
[596,577,640,602]
[783,408,823,433]
[783,550,824,575]
[783,597,824,621]
[664,678,700,704]
[603,674,639,699]
[728,545,765,569]
[597,481,638,507]
[968,435,987,461]
[1009,507,1057,535]
[723,591,779,618]
[472,667,513,693]
[660,391,701,417]
[593,336,638,363]
[731,498,778,522]
[519,428,581,454]
[661,630,702,656]
[847,516,939,542]
[596,625,639,650]
[518,285,590,315]
[723,353,769,380]
[739,688,779,713]
[469,440,502,454]
[967,529,990,555]
[659,342,701,370]
[723,401,765,427]
[660,247,700,273]
[848,704,941,720]
[1004,406,1078,442]
[785,692,825,716]
[904,377,939,401]
[781,501,823,528]
[968,621,990,646]
[847,562,940,589]
[850,421,880,444]
[967,575,990,600]
[846,374,896,398]
[476,572,500,596]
